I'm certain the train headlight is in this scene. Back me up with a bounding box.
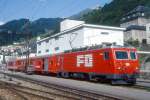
[136,67,139,70]
[117,67,121,70]
[125,63,130,66]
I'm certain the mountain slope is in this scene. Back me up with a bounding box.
[80,0,150,26]
[1,0,150,46]
[69,8,94,20]
[0,18,63,46]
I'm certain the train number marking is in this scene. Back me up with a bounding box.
[77,54,93,67]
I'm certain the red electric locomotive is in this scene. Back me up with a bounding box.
[7,46,139,84]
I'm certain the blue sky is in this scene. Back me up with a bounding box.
[0,0,111,24]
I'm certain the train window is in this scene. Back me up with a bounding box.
[55,47,59,51]
[8,62,13,66]
[17,61,21,65]
[101,32,109,35]
[104,52,109,60]
[30,61,33,65]
[38,51,41,54]
[46,49,49,52]
[115,51,128,59]
[130,52,136,59]
[38,61,41,65]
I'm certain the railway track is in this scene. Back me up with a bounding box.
[0,71,127,100]
[135,80,150,90]
[0,81,53,100]
[113,79,150,93]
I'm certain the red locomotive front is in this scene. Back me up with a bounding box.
[112,48,139,84]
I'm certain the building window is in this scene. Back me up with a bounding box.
[38,42,41,46]
[137,12,141,16]
[46,39,49,43]
[115,51,128,59]
[122,17,126,20]
[46,49,49,52]
[55,37,59,40]
[101,32,109,35]
[55,47,59,51]
[38,51,41,54]
[132,14,136,17]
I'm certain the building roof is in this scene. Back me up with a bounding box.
[125,25,146,31]
[126,5,150,16]
[121,5,150,23]
[37,23,125,43]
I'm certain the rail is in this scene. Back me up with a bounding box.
[0,71,130,100]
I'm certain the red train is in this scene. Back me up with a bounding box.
[7,46,139,84]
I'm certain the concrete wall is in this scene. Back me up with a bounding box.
[124,30,146,42]
[37,28,84,56]
[146,23,150,44]
[83,27,124,46]
[120,19,139,28]
[37,27,124,56]
[37,20,124,56]
[120,17,149,28]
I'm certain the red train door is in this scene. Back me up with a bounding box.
[58,56,64,72]
[60,56,64,72]
[103,51,111,70]
[44,58,49,72]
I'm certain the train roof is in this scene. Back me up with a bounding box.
[7,44,136,62]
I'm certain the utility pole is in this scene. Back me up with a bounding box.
[20,21,32,72]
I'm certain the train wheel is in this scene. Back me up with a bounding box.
[128,80,136,85]
[86,73,93,81]
[61,72,69,78]
[57,72,62,78]
[111,80,117,85]
[111,80,127,85]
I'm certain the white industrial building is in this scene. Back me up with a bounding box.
[37,19,125,56]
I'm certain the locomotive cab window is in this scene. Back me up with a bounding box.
[115,51,128,59]
[104,52,109,60]
[8,62,13,66]
[130,51,136,59]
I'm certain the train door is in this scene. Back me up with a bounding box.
[57,56,63,72]
[57,55,68,77]
[103,51,111,68]
[59,56,64,72]
[44,58,49,72]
